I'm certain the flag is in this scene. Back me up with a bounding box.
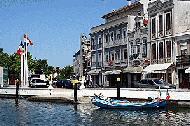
[24,34,33,45]
[17,41,24,55]
[17,48,23,55]
[19,41,24,48]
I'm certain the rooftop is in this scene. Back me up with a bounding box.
[101,2,142,19]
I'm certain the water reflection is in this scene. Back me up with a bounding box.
[0,98,190,126]
[15,98,19,107]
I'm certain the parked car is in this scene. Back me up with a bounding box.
[134,78,176,89]
[55,80,73,89]
[55,79,81,89]
[30,78,49,88]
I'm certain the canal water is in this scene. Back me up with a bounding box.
[0,98,190,126]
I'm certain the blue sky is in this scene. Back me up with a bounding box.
[0,0,129,68]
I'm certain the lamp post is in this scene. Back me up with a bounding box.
[116,77,120,99]
[48,74,54,95]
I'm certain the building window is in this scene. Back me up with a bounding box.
[115,50,120,62]
[159,42,164,59]
[136,22,141,29]
[142,38,147,57]
[152,43,156,59]
[131,42,134,54]
[136,38,141,45]
[105,52,109,62]
[98,36,102,48]
[116,29,121,40]
[91,38,95,50]
[166,12,171,31]
[166,41,171,57]
[123,49,128,59]
[98,53,102,67]
[98,53,101,61]
[105,33,109,43]
[91,54,96,67]
[111,51,114,61]
[180,42,187,55]
[151,18,156,38]
[110,32,114,41]
[137,45,140,54]
[122,28,127,38]
[158,15,163,36]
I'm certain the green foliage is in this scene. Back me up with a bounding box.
[59,65,73,80]
[0,49,73,80]
[0,51,10,67]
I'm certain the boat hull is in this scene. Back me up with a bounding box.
[91,96,167,110]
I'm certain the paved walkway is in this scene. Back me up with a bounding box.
[1,86,190,101]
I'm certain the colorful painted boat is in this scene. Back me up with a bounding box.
[91,95,167,109]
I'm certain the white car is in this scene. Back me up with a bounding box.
[30,78,49,88]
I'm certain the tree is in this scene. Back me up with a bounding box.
[59,65,73,80]
[0,50,10,67]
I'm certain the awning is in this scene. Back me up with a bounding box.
[87,69,101,75]
[123,66,143,73]
[185,67,190,73]
[104,70,121,75]
[104,71,112,75]
[143,63,173,73]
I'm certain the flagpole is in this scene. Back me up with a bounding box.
[21,52,24,86]
[25,41,28,86]
[23,34,29,87]
[23,41,26,86]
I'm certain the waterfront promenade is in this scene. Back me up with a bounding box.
[1,86,190,105]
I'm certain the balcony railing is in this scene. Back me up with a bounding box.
[151,57,172,64]
[165,29,172,36]
[91,62,96,67]
[104,38,127,48]
[176,55,190,67]
[158,31,164,38]
[103,59,127,68]
[151,33,156,39]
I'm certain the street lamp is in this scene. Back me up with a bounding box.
[116,77,120,99]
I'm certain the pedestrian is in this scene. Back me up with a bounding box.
[15,79,20,98]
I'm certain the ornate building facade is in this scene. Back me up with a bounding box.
[147,0,190,88]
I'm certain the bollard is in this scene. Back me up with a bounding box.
[74,83,78,103]
[15,79,20,99]
[72,79,79,103]
[117,77,120,99]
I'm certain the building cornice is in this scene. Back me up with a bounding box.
[102,2,142,19]
[148,0,174,16]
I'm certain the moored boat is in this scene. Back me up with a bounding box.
[91,94,167,109]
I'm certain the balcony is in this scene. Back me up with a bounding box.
[158,31,164,38]
[151,57,172,64]
[165,29,172,36]
[176,55,190,67]
[103,59,127,68]
[151,33,156,39]
[104,38,126,48]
